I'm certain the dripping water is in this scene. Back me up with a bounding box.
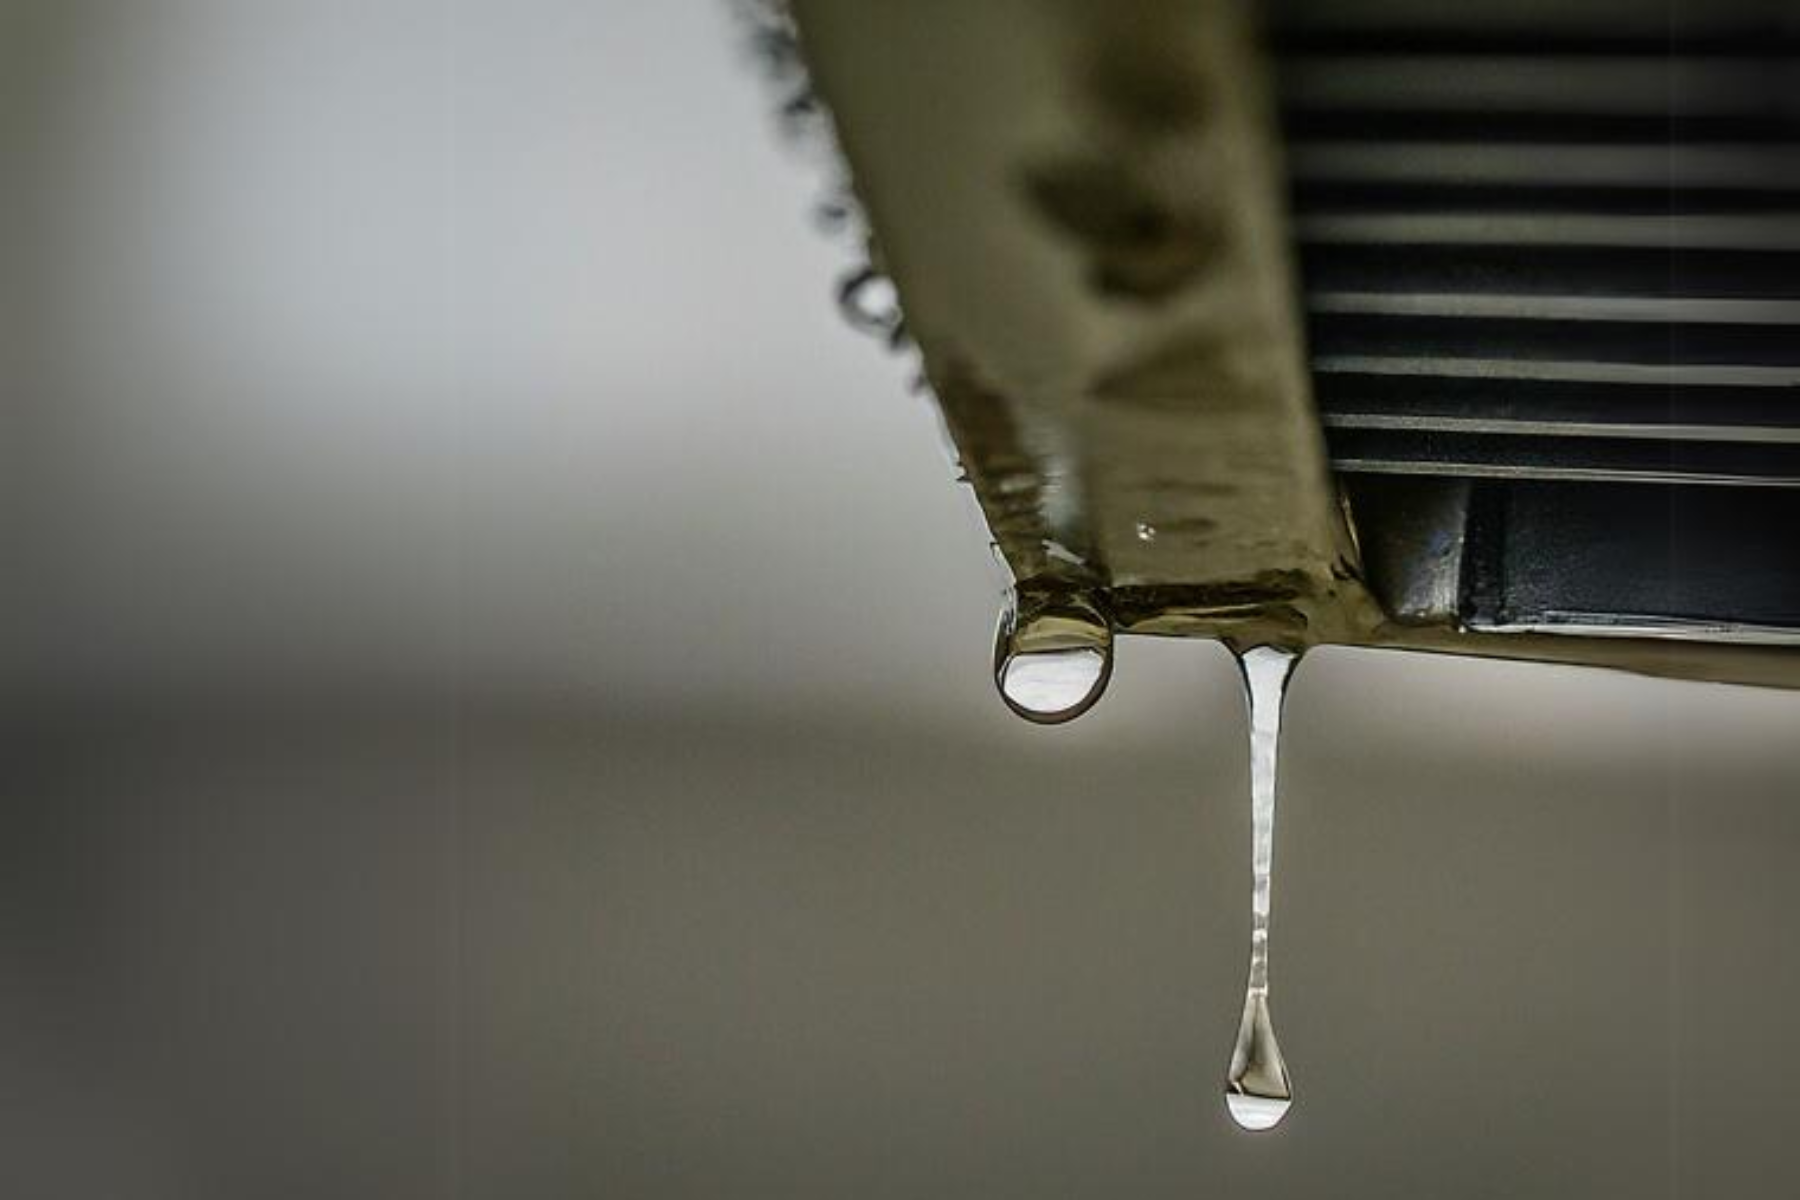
[992,592,1112,724]
[1224,644,1300,1131]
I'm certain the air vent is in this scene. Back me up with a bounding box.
[1272,16,1800,488]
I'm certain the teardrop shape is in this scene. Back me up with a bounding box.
[1225,990,1293,1131]
[993,590,1112,724]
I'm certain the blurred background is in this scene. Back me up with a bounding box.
[2,3,1796,1197]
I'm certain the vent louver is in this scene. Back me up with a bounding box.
[1274,20,1800,487]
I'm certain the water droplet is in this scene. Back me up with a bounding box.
[777,87,829,141]
[993,591,1112,724]
[837,267,904,344]
[1224,644,1300,1130]
[1226,992,1292,1131]
[813,195,856,234]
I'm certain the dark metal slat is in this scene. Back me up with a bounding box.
[1307,314,1800,367]
[1299,244,1800,300]
[1314,374,1800,443]
[1326,427,1800,485]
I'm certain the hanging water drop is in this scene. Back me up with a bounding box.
[1224,644,1300,1131]
[837,266,905,346]
[993,589,1112,723]
[812,187,861,236]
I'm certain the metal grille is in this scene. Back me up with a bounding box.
[1273,16,1800,487]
